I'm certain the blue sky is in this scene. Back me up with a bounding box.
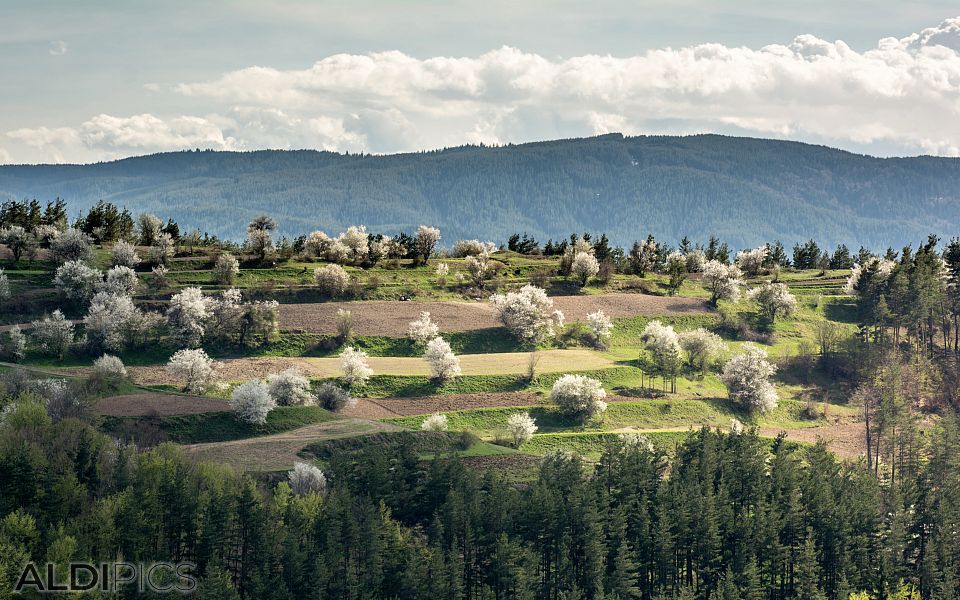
[3,1,960,163]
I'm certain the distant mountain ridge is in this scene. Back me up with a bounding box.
[1,133,958,250]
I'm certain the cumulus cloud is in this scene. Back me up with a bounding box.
[48,40,68,56]
[7,17,960,162]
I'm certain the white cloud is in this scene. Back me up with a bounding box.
[48,40,68,56]
[0,147,11,164]
[7,17,960,162]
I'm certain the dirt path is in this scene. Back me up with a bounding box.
[127,348,616,385]
[278,293,711,335]
[181,418,401,472]
[95,392,229,417]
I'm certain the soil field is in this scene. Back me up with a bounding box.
[95,392,229,417]
[128,348,616,384]
[182,418,400,472]
[341,392,546,418]
[278,293,711,335]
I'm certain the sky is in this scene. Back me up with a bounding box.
[2,0,960,164]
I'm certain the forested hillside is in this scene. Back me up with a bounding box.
[1,133,959,248]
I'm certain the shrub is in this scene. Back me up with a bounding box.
[3,326,26,362]
[54,260,101,302]
[0,269,9,301]
[571,251,600,286]
[30,311,75,359]
[93,354,127,379]
[413,225,441,264]
[84,292,138,352]
[335,309,353,342]
[490,284,564,344]
[340,346,373,388]
[266,368,316,406]
[50,228,93,263]
[288,462,327,495]
[149,232,176,265]
[100,265,139,296]
[111,240,141,268]
[167,287,213,348]
[550,374,607,419]
[421,412,449,432]
[213,253,240,285]
[407,311,439,346]
[424,336,461,382]
[735,246,768,276]
[506,412,537,447]
[314,264,350,296]
[315,381,354,411]
[679,327,725,373]
[230,379,275,425]
[702,260,744,304]
[720,344,778,413]
[586,310,613,346]
[452,239,496,257]
[166,348,218,394]
[749,282,798,325]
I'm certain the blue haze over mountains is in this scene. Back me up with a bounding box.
[1,133,958,251]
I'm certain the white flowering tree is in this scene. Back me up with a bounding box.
[84,292,138,352]
[421,412,449,431]
[678,327,725,374]
[587,309,613,347]
[424,336,461,382]
[166,348,219,394]
[30,310,75,359]
[304,230,332,259]
[571,251,600,287]
[4,326,26,362]
[735,246,768,276]
[640,320,682,392]
[339,225,369,264]
[413,225,441,265]
[721,344,778,413]
[749,282,798,325]
[550,374,608,420]
[490,285,563,345]
[54,260,101,302]
[629,237,658,276]
[0,226,36,263]
[0,269,8,301]
[267,368,316,406]
[844,257,895,295]
[702,260,744,305]
[230,379,276,425]
[167,287,213,347]
[665,251,688,295]
[213,253,240,285]
[50,228,92,263]
[110,240,141,268]
[314,263,350,296]
[246,214,277,260]
[137,213,163,246]
[93,354,127,379]
[149,232,176,265]
[288,462,327,495]
[340,346,373,388]
[408,311,440,346]
[435,262,450,281]
[464,252,493,287]
[506,412,537,447]
[100,265,139,296]
[452,239,496,257]
[685,250,706,273]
